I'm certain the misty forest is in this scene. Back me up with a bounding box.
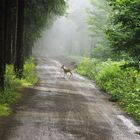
[0,0,140,139]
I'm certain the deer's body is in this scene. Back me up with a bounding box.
[61,65,73,78]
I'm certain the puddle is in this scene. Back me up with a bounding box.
[117,115,140,133]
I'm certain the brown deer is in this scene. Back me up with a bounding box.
[61,65,73,78]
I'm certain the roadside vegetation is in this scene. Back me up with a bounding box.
[0,58,38,116]
[76,0,140,123]
[76,58,140,123]
[0,0,140,126]
[0,1,66,90]
[0,1,66,116]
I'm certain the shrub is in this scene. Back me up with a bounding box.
[0,104,11,116]
[76,58,100,79]
[0,58,38,116]
[95,61,122,91]
[77,58,140,123]
[23,58,38,85]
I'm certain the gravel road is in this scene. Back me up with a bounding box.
[0,57,139,140]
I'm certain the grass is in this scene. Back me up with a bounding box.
[0,58,38,117]
[0,104,11,117]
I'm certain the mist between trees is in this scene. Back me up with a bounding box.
[34,0,140,67]
[0,0,140,89]
[0,0,67,90]
[33,0,92,57]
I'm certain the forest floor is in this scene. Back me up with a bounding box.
[0,56,139,140]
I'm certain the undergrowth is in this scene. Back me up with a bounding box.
[0,58,38,116]
[77,58,140,123]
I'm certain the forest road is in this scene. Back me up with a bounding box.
[0,57,140,140]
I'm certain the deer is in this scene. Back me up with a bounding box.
[61,65,73,78]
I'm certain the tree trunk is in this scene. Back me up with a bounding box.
[14,0,25,78]
[24,45,32,59]
[11,1,18,64]
[0,0,6,90]
[6,13,12,64]
[4,1,13,64]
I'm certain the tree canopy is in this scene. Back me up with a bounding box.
[24,0,67,58]
[87,0,112,60]
[106,0,140,62]
[88,0,140,65]
[0,0,67,89]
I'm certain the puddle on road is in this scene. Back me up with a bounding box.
[51,60,62,67]
[36,65,59,70]
[34,86,78,95]
[117,115,140,133]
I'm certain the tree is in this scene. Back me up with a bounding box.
[106,0,140,64]
[14,0,25,78]
[11,0,18,63]
[0,0,67,88]
[87,0,112,59]
[0,0,6,90]
[24,0,67,58]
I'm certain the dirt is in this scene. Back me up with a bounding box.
[0,56,139,140]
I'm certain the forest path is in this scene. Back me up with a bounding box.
[0,57,140,140]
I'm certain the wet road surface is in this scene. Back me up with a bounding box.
[0,57,140,140]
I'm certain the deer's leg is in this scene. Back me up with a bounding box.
[64,72,66,78]
[69,72,73,79]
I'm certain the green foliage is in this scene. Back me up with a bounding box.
[76,58,100,79]
[23,58,38,85]
[5,65,21,90]
[87,0,112,59]
[24,0,67,58]
[88,0,140,64]
[0,104,11,117]
[0,58,38,116]
[95,61,122,91]
[91,45,112,60]
[106,0,140,62]
[88,0,110,37]
[0,89,20,117]
[68,55,84,65]
[77,58,140,123]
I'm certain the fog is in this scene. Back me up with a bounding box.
[33,0,92,57]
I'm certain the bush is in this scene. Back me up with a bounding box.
[0,58,38,116]
[76,58,100,79]
[23,58,38,85]
[77,58,140,123]
[0,104,11,116]
[95,61,122,91]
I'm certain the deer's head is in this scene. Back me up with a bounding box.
[61,65,64,69]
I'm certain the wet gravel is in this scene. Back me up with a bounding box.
[0,57,139,140]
